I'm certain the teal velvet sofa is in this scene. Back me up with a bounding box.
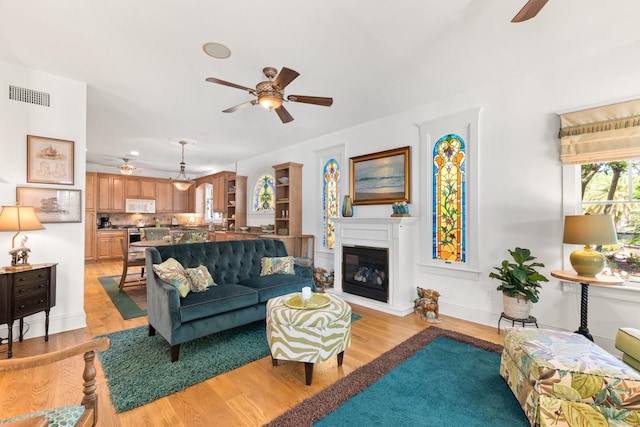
[145,239,315,362]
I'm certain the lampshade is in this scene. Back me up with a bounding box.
[0,205,45,269]
[169,140,195,191]
[258,92,282,110]
[563,214,617,276]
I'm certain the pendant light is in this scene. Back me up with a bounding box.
[170,140,195,191]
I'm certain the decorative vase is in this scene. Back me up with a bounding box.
[342,195,353,217]
[502,293,532,319]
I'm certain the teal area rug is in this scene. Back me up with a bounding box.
[98,275,147,319]
[266,327,528,427]
[97,313,362,413]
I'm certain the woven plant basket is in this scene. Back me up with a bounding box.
[502,293,532,319]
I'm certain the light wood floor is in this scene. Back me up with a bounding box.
[0,261,504,426]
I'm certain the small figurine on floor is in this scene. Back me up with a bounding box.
[414,287,441,323]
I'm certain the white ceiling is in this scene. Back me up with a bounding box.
[2,1,639,178]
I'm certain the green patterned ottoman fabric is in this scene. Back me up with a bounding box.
[0,405,85,426]
[266,293,351,363]
[500,328,640,427]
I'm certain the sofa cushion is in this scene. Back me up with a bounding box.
[616,327,640,371]
[260,256,295,276]
[153,257,190,297]
[185,265,216,292]
[179,284,259,323]
[238,274,312,303]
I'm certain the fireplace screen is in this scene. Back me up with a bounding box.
[342,245,389,303]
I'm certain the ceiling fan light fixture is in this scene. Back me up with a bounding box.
[258,92,282,110]
[170,141,195,191]
[119,158,135,175]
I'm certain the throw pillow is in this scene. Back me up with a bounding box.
[185,265,216,292]
[152,257,190,297]
[260,256,295,276]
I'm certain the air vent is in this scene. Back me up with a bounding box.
[9,85,50,107]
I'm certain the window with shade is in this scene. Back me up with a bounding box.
[559,98,640,281]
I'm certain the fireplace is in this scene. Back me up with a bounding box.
[342,246,389,303]
[332,217,418,316]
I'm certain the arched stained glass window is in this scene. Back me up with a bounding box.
[322,159,340,248]
[253,174,275,212]
[433,134,466,263]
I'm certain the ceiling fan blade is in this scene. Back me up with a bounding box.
[223,100,257,113]
[287,95,333,107]
[273,67,300,91]
[512,0,549,22]
[206,77,255,93]
[275,105,294,124]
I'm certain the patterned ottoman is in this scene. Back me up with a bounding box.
[266,293,352,385]
[500,328,640,427]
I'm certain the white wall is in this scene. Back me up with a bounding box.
[0,61,87,339]
[235,43,640,353]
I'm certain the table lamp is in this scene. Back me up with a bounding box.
[563,214,617,277]
[0,205,45,270]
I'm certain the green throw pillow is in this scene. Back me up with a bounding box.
[152,258,190,297]
[185,265,216,292]
[260,256,295,276]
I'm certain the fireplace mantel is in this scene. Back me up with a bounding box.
[331,217,418,316]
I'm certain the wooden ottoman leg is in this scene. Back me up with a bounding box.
[304,362,314,385]
[337,351,345,366]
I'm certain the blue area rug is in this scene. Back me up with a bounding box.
[266,327,528,427]
[97,313,362,413]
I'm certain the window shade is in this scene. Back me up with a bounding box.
[558,99,640,164]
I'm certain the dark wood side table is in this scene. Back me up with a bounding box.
[550,270,623,341]
[0,263,57,358]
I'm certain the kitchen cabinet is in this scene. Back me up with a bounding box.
[172,185,193,213]
[273,162,303,237]
[86,172,97,211]
[126,177,156,199]
[97,173,125,212]
[155,180,173,213]
[85,210,96,261]
[96,230,126,260]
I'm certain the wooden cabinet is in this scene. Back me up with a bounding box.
[273,162,303,236]
[226,175,247,231]
[96,230,126,260]
[85,210,96,261]
[0,263,57,358]
[86,172,97,211]
[126,177,156,199]
[172,185,193,213]
[155,180,173,213]
[97,174,125,212]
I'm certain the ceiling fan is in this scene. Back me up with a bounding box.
[512,0,549,22]
[206,66,333,124]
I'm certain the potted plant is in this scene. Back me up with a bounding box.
[489,247,549,319]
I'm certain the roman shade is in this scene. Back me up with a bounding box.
[558,98,640,164]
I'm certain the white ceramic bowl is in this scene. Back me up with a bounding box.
[239,226,249,231]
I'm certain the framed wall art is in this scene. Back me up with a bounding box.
[16,187,82,223]
[349,146,411,205]
[27,135,74,185]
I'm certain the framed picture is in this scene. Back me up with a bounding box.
[27,135,74,185]
[350,146,411,205]
[16,187,82,223]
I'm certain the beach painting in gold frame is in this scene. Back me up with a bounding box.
[350,146,410,205]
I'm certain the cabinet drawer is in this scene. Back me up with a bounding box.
[13,269,49,286]
[14,291,48,318]
[14,278,49,296]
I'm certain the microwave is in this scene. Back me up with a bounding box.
[125,199,156,213]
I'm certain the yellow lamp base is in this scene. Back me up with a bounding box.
[570,245,605,277]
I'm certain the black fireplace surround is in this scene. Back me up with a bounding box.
[342,245,389,303]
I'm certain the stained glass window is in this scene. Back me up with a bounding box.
[252,174,275,212]
[433,134,466,263]
[323,159,340,248]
